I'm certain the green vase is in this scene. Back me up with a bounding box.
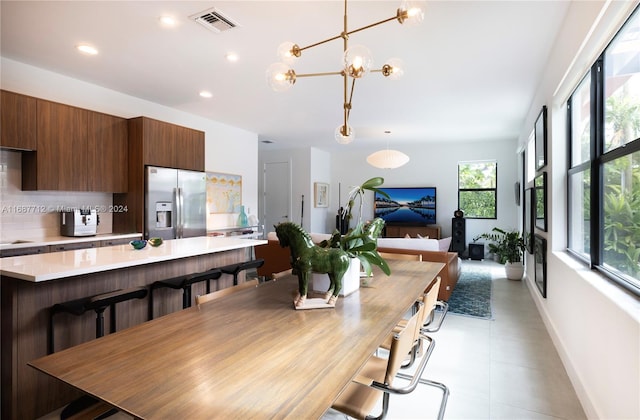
[237,205,248,227]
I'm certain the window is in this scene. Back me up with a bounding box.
[458,161,497,219]
[567,6,640,295]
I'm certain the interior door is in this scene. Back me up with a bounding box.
[263,161,291,235]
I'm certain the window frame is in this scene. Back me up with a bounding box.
[457,160,498,220]
[566,7,640,296]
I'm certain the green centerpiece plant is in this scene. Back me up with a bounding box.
[322,177,391,276]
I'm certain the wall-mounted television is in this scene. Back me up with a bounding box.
[374,187,437,225]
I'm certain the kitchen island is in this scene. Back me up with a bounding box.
[1,236,266,420]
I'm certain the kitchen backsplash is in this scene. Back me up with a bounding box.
[0,150,113,240]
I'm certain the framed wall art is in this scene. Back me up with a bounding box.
[534,234,547,298]
[535,105,547,171]
[314,182,329,207]
[534,172,547,231]
[206,172,242,214]
[524,187,534,254]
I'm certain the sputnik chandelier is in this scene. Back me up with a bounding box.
[266,0,424,145]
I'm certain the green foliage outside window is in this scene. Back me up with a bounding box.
[596,83,640,279]
[458,162,497,218]
[603,152,640,279]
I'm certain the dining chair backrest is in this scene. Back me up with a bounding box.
[420,276,441,319]
[385,302,423,385]
[195,279,259,306]
[378,252,422,262]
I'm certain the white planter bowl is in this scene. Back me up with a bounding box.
[505,261,524,280]
[312,258,360,296]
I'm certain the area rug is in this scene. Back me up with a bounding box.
[445,268,493,319]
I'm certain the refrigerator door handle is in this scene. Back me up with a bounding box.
[179,187,185,238]
[175,187,182,239]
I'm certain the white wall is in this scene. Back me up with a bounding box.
[259,140,519,243]
[309,148,331,233]
[517,2,640,419]
[0,58,259,235]
[331,139,520,244]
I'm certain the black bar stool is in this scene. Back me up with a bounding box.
[219,258,265,286]
[48,286,148,419]
[49,286,148,354]
[148,268,222,319]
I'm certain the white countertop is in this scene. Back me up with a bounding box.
[0,233,142,251]
[0,236,267,282]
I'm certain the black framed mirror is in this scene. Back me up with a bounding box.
[534,234,547,298]
[535,172,547,231]
[524,187,534,253]
[535,106,547,171]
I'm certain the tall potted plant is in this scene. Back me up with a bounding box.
[315,177,391,294]
[474,227,526,280]
[338,177,391,275]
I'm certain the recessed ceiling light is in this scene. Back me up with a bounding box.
[199,91,213,98]
[76,44,98,55]
[159,16,176,26]
[225,52,239,62]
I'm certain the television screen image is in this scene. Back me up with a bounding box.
[374,187,437,224]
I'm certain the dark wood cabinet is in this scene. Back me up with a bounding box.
[134,117,204,170]
[0,245,49,257]
[141,117,176,168]
[1,90,37,150]
[50,241,100,252]
[113,117,204,234]
[23,100,89,190]
[174,125,205,171]
[22,99,128,192]
[384,224,441,239]
[87,112,128,192]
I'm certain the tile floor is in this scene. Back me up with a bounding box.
[324,259,587,420]
[41,259,586,420]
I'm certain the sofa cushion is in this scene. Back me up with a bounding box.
[438,237,452,252]
[377,237,439,251]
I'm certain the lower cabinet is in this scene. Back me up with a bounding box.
[0,246,49,258]
[100,237,138,247]
[0,237,139,257]
[50,241,100,252]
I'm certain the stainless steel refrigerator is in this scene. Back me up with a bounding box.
[145,166,207,240]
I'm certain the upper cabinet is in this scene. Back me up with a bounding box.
[129,117,204,171]
[22,98,128,192]
[1,90,37,150]
[87,111,128,192]
[24,99,89,191]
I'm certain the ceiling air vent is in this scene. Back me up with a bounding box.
[190,7,238,33]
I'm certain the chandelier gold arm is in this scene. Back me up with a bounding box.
[271,0,420,145]
[291,0,408,57]
[295,71,344,78]
[292,13,403,57]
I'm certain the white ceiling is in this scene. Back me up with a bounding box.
[0,1,570,151]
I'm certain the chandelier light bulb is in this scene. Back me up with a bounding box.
[344,45,373,79]
[398,1,425,25]
[266,62,296,92]
[277,41,299,63]
[335,124,355,144]
[382,58,405,80]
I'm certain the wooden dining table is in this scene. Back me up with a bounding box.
[28,260,443,419]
